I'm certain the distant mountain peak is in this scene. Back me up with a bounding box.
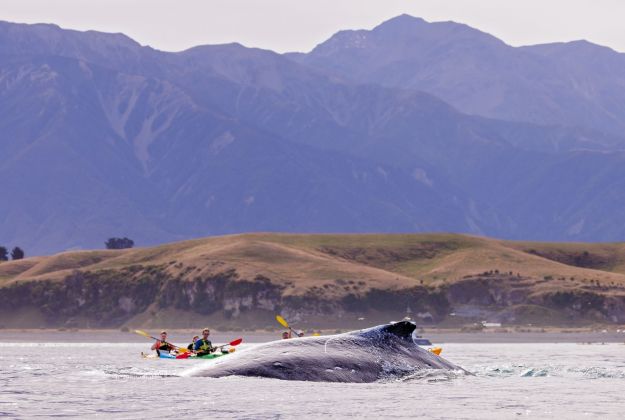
[308,13,504,57]
[374,13,427,29]
[180,42,276,58]
[521,39,624,61]
[0,20,140,50]
[0,20,60,30]
[374,14,503,43]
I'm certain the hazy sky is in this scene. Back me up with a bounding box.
[1,0,624,53]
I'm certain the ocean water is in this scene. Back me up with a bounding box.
[2,338,625,419]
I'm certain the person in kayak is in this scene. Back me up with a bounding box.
[187,335,199,351]
[194,328,214,356]
[282,331,291,339]
[151,330,174,355]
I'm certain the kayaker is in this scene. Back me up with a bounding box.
[187,335,199,351]
[151,330,174,355]
[194,328,214,356]
[282,331,291,339]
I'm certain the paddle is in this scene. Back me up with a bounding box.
[134,329,190,354]
[276,315,301,338]
[212,338,243,352]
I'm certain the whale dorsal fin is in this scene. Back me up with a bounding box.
[381,321,416,339]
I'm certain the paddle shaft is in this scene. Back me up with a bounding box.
[276,315,301,338]
[212,338,243,352]
[155,339,189,354]
[135,330,189,353]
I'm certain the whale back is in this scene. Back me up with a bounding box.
[184,321,462,382]
[356,320,417,342]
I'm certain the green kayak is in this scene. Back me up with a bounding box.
[196,352,229,359]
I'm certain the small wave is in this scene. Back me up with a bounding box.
[520,368,549,377]
[570,366,625,379]
[470,364,625,379]
[102,367,179,379]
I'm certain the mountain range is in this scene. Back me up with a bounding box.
[2,15,625,255]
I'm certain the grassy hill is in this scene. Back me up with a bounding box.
[2,233,625,328]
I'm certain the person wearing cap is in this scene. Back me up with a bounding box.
[193,328,214,356]
[281,331,291,339]
[151,330,174,355]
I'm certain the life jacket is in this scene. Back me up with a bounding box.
[196,338,212,353]
[157,340,173,351]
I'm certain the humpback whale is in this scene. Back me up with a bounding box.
[183,321,465,382]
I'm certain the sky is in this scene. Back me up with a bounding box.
[1,0,624,53]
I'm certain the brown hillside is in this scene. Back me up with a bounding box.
[2,233,625,328]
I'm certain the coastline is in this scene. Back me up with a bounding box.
[2,327,625,344]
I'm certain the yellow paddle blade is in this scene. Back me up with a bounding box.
[177,347,190,353]
[134,329,151,338]
[228,347,236,353]
[275,315,289,328]
[429,347,442,356]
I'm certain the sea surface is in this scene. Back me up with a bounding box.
[2,333,625,419]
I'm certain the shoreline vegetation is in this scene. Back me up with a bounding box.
[2,233,625,329]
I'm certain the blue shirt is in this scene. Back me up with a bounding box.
[194,338,212,352]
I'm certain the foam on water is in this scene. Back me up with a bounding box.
[396,368,467,383]
[470,363,625,379]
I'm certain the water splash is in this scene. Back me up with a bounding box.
[398,369,467,383]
